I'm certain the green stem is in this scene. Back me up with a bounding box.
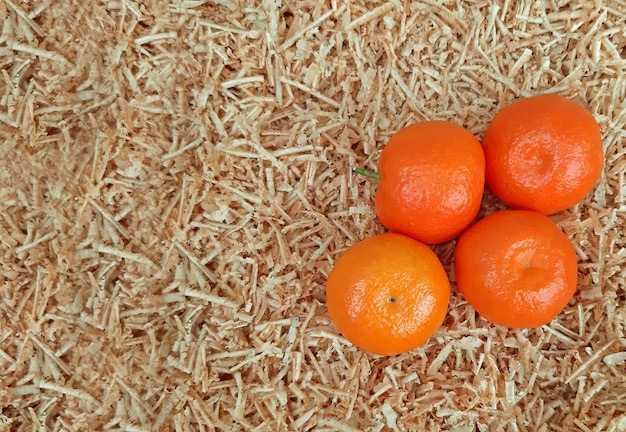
[353,167,380,181]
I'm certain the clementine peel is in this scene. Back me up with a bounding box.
[326,233,450,356]
[454,210,578,328]
[482,94,604,215]
[372,121,485,244]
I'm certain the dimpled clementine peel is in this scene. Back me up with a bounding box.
[454,210,578,328]
[325,233,450,356]
[482,94,604,215]
[373,121,485,244]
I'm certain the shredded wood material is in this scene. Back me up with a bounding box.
[1,0,625,430]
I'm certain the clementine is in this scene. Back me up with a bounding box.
[454,210,578,328]
[482,94,604,215]
[325,233,450,356]
[364,121,485,244]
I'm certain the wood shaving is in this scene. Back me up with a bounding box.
[1,0,625,430]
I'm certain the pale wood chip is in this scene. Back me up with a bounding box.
[1,0,624,429]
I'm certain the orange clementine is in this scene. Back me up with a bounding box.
[454,210,578,328]
[325,233,450,356]
[482,94,604,215]
[371,121,485,244]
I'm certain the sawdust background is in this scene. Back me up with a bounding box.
[1,1,626,431]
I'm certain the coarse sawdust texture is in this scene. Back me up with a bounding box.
[0,0,625,430]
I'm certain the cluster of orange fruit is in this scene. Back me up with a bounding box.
[326,94,604,356]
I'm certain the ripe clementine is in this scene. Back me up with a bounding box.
[368,121,485,244]
[325,233,450,356]
[482,94,604,215]
[454,210,578,328]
